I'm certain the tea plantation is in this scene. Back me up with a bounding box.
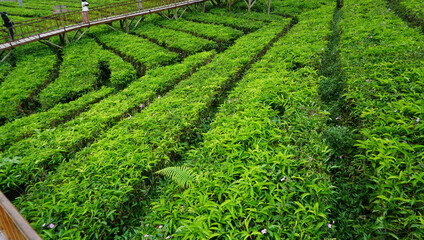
[0,0,423,239]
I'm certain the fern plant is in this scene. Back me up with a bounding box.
[156,166,195,188]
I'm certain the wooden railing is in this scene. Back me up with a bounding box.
[0,191,41,240]
[0,0,191,44]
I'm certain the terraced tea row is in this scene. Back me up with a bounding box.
[0,44,56,124]
[340,0,424,237]
[133,23,217,54]
[0,86,114,151]
[39,38,136,109]
[0,13,251,152]
[15,20,291,239]
[139,3,335,239]
[0,51,214,196]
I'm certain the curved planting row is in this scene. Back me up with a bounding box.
[0,51,214,196]
[388,0,424,32]
[184,11,263,32]
[0,62,12,83]
[133,23,217,54]
[139,3,335,239]
[339,0,424,237]
[15,20,291,239]
[271,0,328,16]
[0,44,56,123]
[38,38,136,109]
[155,19,244,43]
[209,7,287,22]
[395,0,424,22]
[0,5,51,17]
[97,30,179,71]
[0,86,114,151]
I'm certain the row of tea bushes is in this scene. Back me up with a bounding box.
[0,44,56,123]
[0,62,11,82]
[97,31,179,70]
[139,3,335,239]
[184,11,263,32]
[271,0,329,16]
[388,0,424,31]
[209,7,287,22]
[133,23,217,54]
[340,0,424,237]
[0,5,51,17]
[154,19,244,43]
[397,0,424,21]
[37,38,136,109]
[0,51,214,196]
[16,20,291,239]
[0,86,114,151]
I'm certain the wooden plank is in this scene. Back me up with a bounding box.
[0,205,24,240]
[0,191,42,240]
[1,50,13,62]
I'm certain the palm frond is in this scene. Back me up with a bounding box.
[156,166,195,188]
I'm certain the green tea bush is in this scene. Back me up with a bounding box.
[208,7,287,22]
[184,11,264,32]
[38,38,135,109]
[0,6,51,17]
[340,0,424,237]
[37,40,102,109]
[155,19,244,43]
[137,4,336,239]
[395,0,424,27]
[134,23,217,54]
[271,0,330,16]
[322,126,355,157]
[15,21,290,239]
[97,31,179,70]
[0,44,56,123]
[0,87,114,151]
[0,62,12,83]
[0,51,214,196]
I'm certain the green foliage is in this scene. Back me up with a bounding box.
[271,0,330,16]
[156,166,195,188]
[134,23,217,54]
[0,44,56,123]
[209,7,287,22]
[38,39,136,109]
[2,0,423,239]
[138,4,335,239]
[0,5,51,17]
[395,0,424,29]
[339,0,424,237]
[184,11,263,32]
[155,19,244,42]
[0,86,114,151]
[15,21,289,239]
[97,31,179,69]
[0,51,214,196]
[323,126,355,156]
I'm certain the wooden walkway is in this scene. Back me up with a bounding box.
[0,191,41,240]
[0,0,207,52]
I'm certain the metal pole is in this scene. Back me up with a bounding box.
[18,0,23,7]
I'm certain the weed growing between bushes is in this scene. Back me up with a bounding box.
[386,0,424,33]
[318,0,373,238]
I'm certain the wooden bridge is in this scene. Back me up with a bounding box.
[0,0,207,60]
